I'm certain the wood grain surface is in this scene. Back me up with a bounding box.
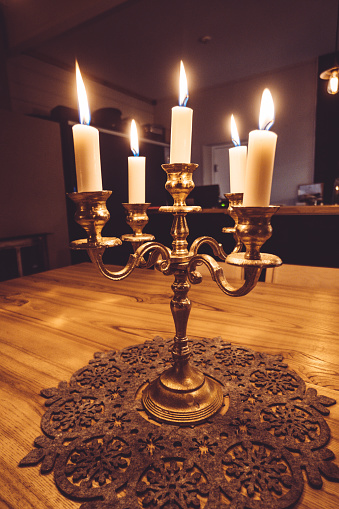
[0,262,338,508]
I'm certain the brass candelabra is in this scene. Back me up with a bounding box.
[69,163,282,425]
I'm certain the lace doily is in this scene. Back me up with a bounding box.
[20,336,339,509]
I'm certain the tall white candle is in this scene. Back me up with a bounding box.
[229,114,247,193]
[72,62,102,192]
[128,119,145,203]
[243,89,277,206]
[170,61,193,163]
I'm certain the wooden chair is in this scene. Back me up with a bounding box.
[265,264,339,291]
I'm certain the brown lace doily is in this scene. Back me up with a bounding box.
[20,336,339,509]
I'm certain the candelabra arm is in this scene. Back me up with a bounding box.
[88,248,137,281]
[143,242,172,274]
[189,236,228,260]
[223,193,244,254]
[231,236,243,254]
[188,253,261,297]
[88,241,171,281]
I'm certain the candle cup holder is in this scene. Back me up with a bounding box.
[223,193,243,253]
[121,203,155,267]
[226,206,282,268]
[68,164,282,425]
[159,163,201,212]
[121,203,155,250]
[159,163,201,264]
[142,163,223,423]
[68,191,122,250]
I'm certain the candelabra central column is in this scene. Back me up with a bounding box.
[168,208,192,359]
[170,269,191,359]
[141,164,224,424]
[157,268,207,393]
[142,276,223,423]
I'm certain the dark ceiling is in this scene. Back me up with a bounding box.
[11,0,339,102]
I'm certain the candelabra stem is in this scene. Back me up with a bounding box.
[170,269,191,359]
[142,265,223,424]
[171,214,189,259]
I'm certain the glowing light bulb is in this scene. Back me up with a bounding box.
[327,73,339,94]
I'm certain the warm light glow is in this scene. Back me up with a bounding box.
[259,88,275,130]
[76,61,90,125]
[179,60,189,107]
[231,114,240,146]
[130,119,139,156]
[327,73,339,94]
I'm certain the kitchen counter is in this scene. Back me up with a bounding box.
[147,206,339,268]
[200,205,339,215]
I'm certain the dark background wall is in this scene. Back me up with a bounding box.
[0,109,71,270]
[315,52,339,204]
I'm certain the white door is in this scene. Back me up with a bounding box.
[211,144,232,198]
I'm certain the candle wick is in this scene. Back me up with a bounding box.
[261,119,274,131]
[180,93,189,107]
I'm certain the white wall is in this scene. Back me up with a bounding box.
[155,60,317,205]
[7,54,155,126]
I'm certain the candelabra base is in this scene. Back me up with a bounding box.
[142,362,223,424]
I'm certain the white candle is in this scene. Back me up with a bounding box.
[229,114,247,193]
[72,62,102,192]
[243,89,277,206]
[128,119,145,203]
[170,61,193,163]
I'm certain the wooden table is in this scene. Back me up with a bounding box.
[0,263,338,508]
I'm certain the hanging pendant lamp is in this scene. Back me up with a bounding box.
[320,0,339,94]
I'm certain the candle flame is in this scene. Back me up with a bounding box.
[231,114,240,146]
[259,88,275,130]
[130,119,139,156]
[179,60,189,107]
[76,61,90,125]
